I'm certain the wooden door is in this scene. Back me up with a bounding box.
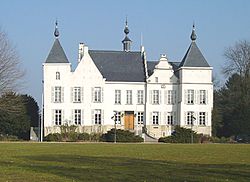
[124,113,134,130]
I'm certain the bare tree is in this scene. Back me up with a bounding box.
[223,40,250,78]
[0,29,25,112]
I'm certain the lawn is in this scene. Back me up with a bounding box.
[0,143,249,182]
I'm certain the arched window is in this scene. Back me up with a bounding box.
[56,72,60,80]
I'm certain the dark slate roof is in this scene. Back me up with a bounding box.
[89,50,146,82]
[45,39,69,63]
[179,42,210,67]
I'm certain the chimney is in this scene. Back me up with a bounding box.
[78,43,84,63]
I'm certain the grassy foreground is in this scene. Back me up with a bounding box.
[0,143,249,182]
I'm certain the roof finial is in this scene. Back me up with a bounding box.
[190,22,197,41]
[54,20,59,38]
[124,17,129,35]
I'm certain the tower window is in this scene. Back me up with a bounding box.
[56,72,60,80]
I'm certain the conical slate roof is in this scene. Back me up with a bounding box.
[179,41,210,67]
[45,39,69,63]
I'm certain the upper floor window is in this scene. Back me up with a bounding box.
[199,112,206,126]
[74,109,81,125]
[187,89,194,104]
[137,90,144,104]
[56,72,60,80]
[152,112,159,125]
[92,87,102,103]
[137,112,144,125]
[54,86,62,103]
[199,90,206,104]
[115,90,121,104]
[152,90,160,104]
[126,90,132,105]
[167,90,176,105]
[73,87,81,103]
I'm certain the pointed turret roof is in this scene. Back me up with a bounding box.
[179,25,210,67]
[45,21,69,63]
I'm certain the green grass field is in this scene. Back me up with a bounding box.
[0,143,249,182]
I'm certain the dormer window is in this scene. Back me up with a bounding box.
[56,72,60,80]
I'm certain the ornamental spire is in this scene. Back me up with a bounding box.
[190,23,197,41]
[54,20,59,38]
[122,17,132,52]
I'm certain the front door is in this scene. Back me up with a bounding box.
[124,111,134,130]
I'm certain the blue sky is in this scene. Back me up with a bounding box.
[1,0,250,107]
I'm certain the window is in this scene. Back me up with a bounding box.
[114,111,121,124]
[152,112,159,125]
[94,109,101,124]
[126,90,132,104]
[186,112,195,125]
[54,86,62,103]
[167,112,174,125]
[74,109,81,125]
[55,109,62,125]
[73,87,81,103]
[152,90,159,104]
[93,87,101,103]
[155,77,158,83]
[199,112,206,126]
[167,90,175,105]
[137,112,144,125]
[115,90,121,104]
[137,90,144,104]
[56,72,60,80]
[187,89,194,104]
[199,90,206,104]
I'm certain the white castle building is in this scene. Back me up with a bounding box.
[43,21,213,139]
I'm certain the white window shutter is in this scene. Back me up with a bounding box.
[81,87,84,103]
[52,109,55,123]
[51,87,55,103]
[159,90,162,104]
[197,90,200,105]
[101,87,104,103]
[205,112,208,125]
[164,90,167,105]
[91,109,94,124]
[71,109,74,124]
[184,90,187,104]
[174,111,176,125]
[62,110,65,124]
[206,90,208,104]
[150,112,153,124]
[91,87,94,102]
[149,90,152,104]
[101,110,104,124]
[81,110,84,125]
[174,90,177,104]
[164,111,167,124]
[184,112,187,124]
[71,87,73,103]
[194,90,197,104]
[61,87,64,103]
[159,112,161,124]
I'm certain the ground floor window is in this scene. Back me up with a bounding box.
[152,112,159,125]
[55,109,62,125]
[199,112,206,126]
[167,112,174,125]
[94,109,102,124]
[137,112,144,125]
[186,111,194,125]
[74,109,81,125]
[114,111,121,124]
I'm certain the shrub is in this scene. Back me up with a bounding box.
[89,133,102,142]
[0,134,19,141]
[44,133,62,142]
[77,133,90,141]
[101,129,143,143]
[158,126,202,143]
